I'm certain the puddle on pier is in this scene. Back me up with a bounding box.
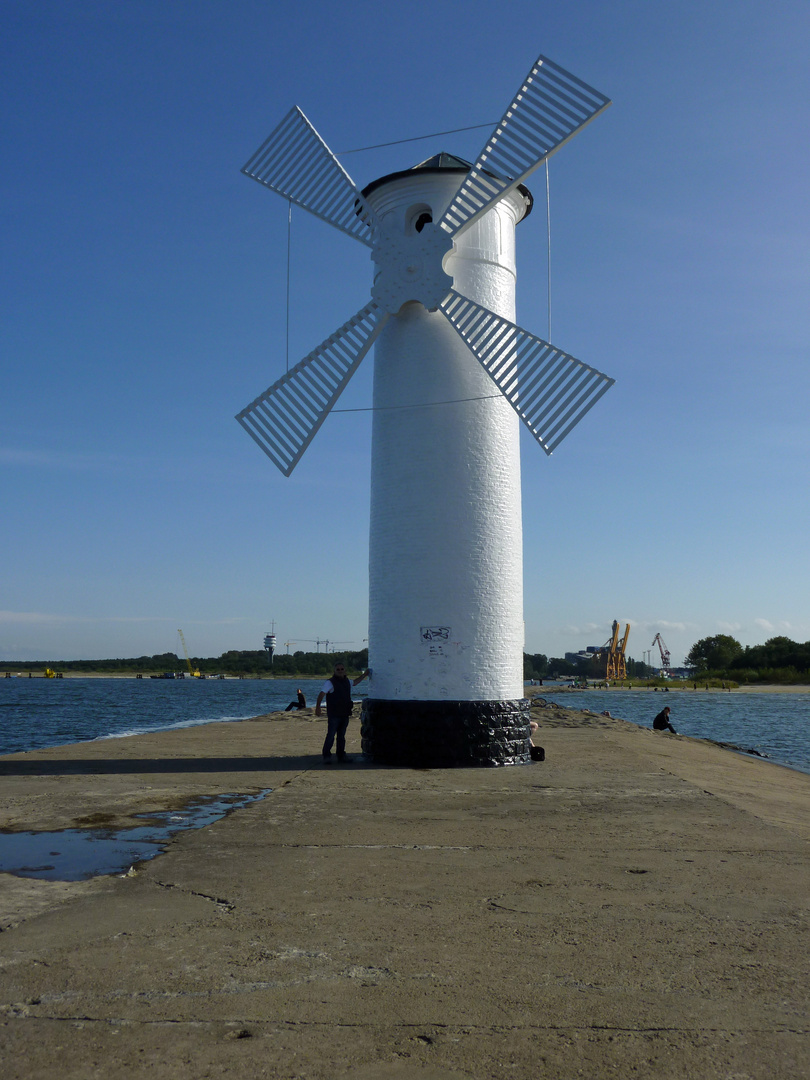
[0,790,271,881]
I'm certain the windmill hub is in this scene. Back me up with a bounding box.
[370,223,454,315]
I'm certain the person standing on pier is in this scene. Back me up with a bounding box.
[316,662,370,763]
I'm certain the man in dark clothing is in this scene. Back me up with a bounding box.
[653,706,678,733]
[315,662,370,763]
[284,688,306,711]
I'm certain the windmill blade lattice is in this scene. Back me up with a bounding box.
[242,106,380,247]
[236,300,388,476]
[440,56,611,238]
[440,290,614,455]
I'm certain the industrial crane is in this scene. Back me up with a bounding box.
[177,629,202,678]
[281,639,354,654]
[604,620,630,681]
[308,638,353,653]
[651,633,671,677]
[323,640,353,653]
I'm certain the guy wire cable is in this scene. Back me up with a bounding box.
[337,121,496,156]
[546,158,552,343]
[286,199,292,372]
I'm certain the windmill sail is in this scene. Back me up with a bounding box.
[236,301,388,476]
[242,106,380,246]
[440,291,614,454]
[439,56,611,238]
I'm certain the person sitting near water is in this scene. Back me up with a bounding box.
[284,688,306,712]
[652,705,678,733]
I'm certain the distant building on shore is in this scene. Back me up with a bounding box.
[565,647,602,665]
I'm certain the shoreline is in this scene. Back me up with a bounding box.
[0,671,302,680]
[531,689,810,777]
[4,683,809,775]
[534,682,810,694]
[5,670,810,691]
[7,714,810,780]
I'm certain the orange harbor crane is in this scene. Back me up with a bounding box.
[604,620,630,681]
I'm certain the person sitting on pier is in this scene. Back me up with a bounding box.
[284,688,306,712]
[652,706,678,734]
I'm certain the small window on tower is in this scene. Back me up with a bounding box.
[407,204,433,234]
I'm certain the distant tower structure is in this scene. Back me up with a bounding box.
[652,633,671,677]
[264,632,276,665]
[237,54,614,766]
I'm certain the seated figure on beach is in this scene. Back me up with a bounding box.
[652,706,678,733]
[285,688,306,712]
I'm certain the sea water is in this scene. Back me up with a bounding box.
[0,677,337,755]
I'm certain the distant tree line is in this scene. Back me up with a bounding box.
[4,648,660,680]
[0,649,370,678]
[15,637,808,684]
[684,635,810,684]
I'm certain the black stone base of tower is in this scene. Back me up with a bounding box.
[360,698,532,768]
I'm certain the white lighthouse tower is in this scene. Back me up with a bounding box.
[236,55,614,766]
[362,159,529,764]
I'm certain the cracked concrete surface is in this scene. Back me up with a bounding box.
[0,704,808,1078]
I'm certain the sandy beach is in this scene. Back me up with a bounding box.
[0,702,808,1078]
[730,683,810,693]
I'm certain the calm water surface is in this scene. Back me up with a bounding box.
[0,677,337,756]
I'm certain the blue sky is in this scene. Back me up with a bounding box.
[2,0,808,666]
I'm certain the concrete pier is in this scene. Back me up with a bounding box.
[0,701,807,1078]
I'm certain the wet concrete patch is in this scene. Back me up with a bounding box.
[0,790,271,881]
